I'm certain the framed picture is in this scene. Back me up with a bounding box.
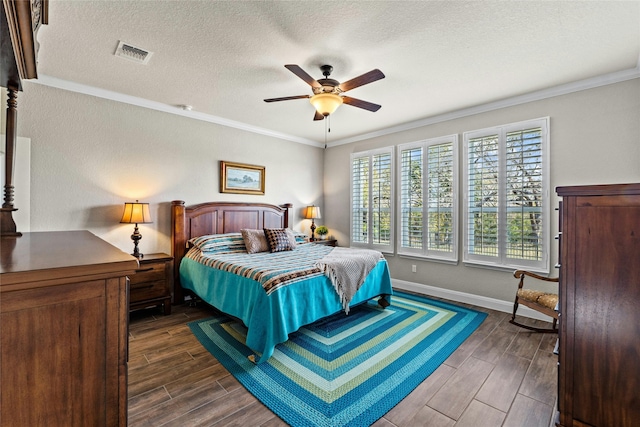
[220,161,265,195]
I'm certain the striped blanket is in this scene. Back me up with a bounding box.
[185,243,335,294]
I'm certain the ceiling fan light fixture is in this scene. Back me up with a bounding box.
[310,93,343,116]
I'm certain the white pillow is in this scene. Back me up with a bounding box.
[285,229,298,248]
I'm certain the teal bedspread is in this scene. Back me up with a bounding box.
[179,244,393,363]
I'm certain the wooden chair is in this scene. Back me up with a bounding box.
[510,270,559,333]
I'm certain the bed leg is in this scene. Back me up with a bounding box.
[184,292,201,307]
[378,295,390,309]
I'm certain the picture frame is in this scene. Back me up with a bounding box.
[220,161,265,195]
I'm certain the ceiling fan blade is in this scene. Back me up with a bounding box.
[264,95,310,103]
[313,111,325,121]
[342,96,382,112]
[285,64,321,89]
[339,69,385,92]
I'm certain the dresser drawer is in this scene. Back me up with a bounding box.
[130,277,167,301]
[130,264,166,287]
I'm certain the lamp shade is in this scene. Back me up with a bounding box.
[120,201,152,224]
[309,93,343,116]
[304,205,321,220]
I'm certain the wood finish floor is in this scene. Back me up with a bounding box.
[128,293,558,427]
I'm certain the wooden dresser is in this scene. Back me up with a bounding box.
[0,231,138,426]
[556,183,640,427]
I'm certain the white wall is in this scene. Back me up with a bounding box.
[14,82,325,255]
[324,78,640,303]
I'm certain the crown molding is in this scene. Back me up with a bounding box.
[329,65,640,147]
[28,63,640,149]
[28,74,322,148]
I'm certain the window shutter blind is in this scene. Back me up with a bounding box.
[351,156,369,244]
[371,152,392,246]
[505,127,544,261]
[427,143,454,253]
[350,148,394,252]
[464,117,549,272]
[467,134,499,258]
[398,136,457,261]
[400,147,423,250]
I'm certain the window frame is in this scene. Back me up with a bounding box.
[462,117,550,273]
[397,135,459,263]
[350,147,395,253]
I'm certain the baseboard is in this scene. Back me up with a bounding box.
[392,278,551,322]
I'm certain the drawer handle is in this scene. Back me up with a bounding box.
[135,267,154,273]
[132,284,155,290]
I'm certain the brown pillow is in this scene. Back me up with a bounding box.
[264,228,294,252]
[241,229,269,254]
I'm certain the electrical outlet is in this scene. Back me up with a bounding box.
[411,264,417,273]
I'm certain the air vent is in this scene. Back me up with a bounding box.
[114,41,153,65]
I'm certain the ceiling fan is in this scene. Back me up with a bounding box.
[264,64,385,121]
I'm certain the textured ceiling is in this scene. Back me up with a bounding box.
[35,1,640,146]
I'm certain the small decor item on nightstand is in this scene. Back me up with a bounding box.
[316,225,328,240]
[304,205,321,241]
[120,200,153,258]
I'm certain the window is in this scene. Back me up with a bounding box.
[463,118,550,272]
[398,135,458,262]
[350,147,394,253]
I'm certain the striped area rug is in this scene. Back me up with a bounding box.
[188,291,487,426]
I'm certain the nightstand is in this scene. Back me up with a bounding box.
[312,239,338,247]
[129,253,173,315]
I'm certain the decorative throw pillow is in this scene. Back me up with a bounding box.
[285,228,298,248]
[264,228,294,252]
[241,229,269,254]
[188,233,246,254]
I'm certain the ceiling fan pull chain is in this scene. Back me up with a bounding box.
[324,117,328,149]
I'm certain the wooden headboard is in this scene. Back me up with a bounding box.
[170,200,292,303]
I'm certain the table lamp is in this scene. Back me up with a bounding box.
[304,205,321,241]
[120,200,152,258]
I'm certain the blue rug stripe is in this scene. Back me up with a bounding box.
[259,308,467,405]
[272,308,453,384]
[191,323,336,425]
[293,302,434,352]
[276,306,446,376]
[195,298,476,404]
[287,307,406,361]
[257,309,485,425]
[346,310,487,426]
[280,300,447,364]
[188,291,487,427]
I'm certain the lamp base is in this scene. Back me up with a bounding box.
[131,224,143,259]
[310,220,316,242]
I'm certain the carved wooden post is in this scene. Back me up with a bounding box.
[1,85,21,236]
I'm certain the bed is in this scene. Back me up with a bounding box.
[171,200,393,363]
